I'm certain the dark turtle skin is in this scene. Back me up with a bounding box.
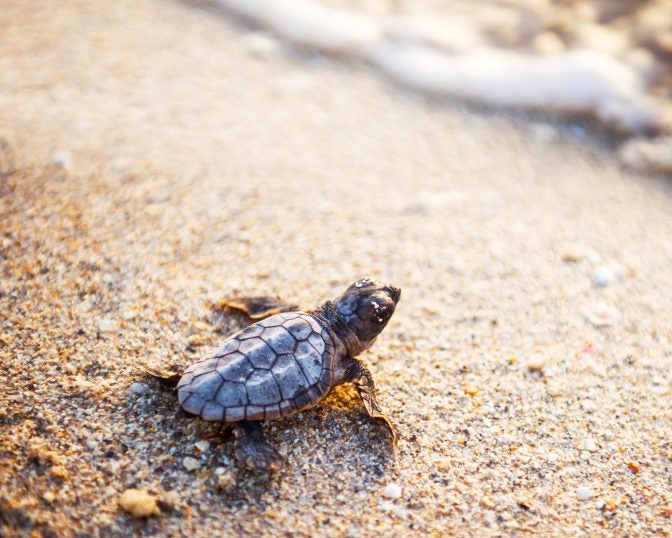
[148,278,401,471]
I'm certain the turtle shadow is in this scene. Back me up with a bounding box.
[210,384,396,471]
[134,377,397,506]
[216,408,396,503]
[271,385,397,472]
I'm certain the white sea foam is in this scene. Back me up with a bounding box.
[370,44,660,133]
[215,0,665,135]
[215,0,381,54]
[381,15,484,54]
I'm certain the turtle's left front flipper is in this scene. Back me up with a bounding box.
[141,365,182,388]
[347,360,399,447]
[217,296,299,320]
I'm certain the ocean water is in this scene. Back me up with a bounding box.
[213,0,672,173]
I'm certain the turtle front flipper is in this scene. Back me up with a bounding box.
[346,360,399,447]
[234,421,284,472]
[141,365,182,388]
[217,296,298,320]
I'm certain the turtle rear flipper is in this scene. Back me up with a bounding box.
[217,296,298,320]
[234,421,284,472]
[141,365,182,388]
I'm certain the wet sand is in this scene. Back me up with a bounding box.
[1,1,672,536]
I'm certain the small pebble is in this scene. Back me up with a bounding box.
[50,465,69,480]
[576,486,593,501]
[583,303,619,327]
[580,451,591,460]
[187,334,204,346]
[217,471,236,490]
[593,267,615,287]
[546,383,563,397]
[118,489,159,517]
[561,248,582,262]
[434,457,451,472]
[463,382,480,396]
[192,320,211,331]
[527,357,545,372]
[129,382,149,395]
[182,456,201,472]
[52,150,71,168]
[585,439,598,452]
[382,483,402,499]
[120,309,136,321]
[102,272,117,286]
[194,440,210,453]
[97,318,116,332]
[582,400,598,413]
[604,498,618,512]
[481,496,495,509]
[378,500,395,512]
[498,435,514,446]
[627,461,641,473]
[241,32,280,57]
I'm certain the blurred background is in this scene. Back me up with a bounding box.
[213,0,672,174]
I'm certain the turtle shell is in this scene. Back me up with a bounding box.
[177,312,336,422]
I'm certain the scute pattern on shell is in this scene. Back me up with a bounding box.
[177,312,335,422]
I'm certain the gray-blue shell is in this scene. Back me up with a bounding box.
[177,312,336,422]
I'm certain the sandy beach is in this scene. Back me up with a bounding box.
[1,1,672,536]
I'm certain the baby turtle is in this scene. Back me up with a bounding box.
[147,278,401,471]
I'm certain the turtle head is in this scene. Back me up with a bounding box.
[334,277,401,354]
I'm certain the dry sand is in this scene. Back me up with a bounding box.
[1,1,672,536]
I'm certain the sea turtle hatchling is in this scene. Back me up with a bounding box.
[146,278,401,471]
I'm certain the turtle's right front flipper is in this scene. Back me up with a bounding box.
[345,359,399,447]
[216,296,298,320]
